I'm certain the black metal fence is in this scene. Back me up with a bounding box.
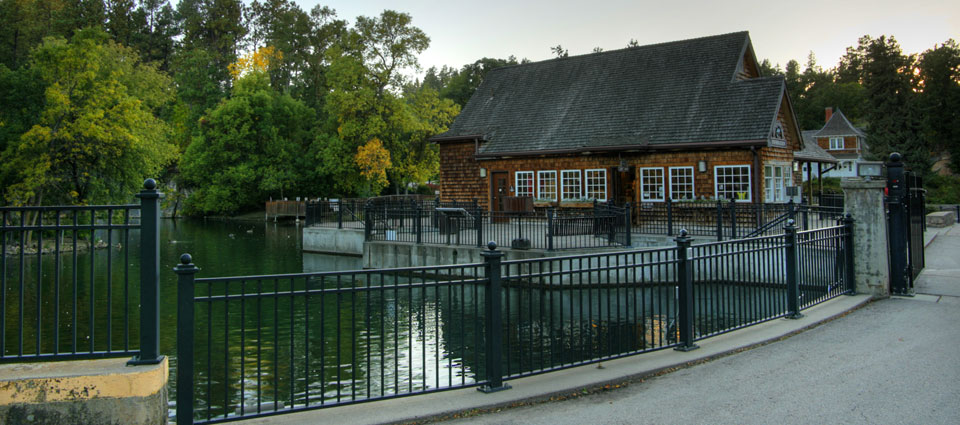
[631,199,844,240]
[304,199,368,229]
[174,218,854,424]
[0,180,163,365]
[364,203,632,251]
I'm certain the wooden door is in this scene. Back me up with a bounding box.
[491,171,509,222]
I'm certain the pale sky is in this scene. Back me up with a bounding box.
[299,0,959,77]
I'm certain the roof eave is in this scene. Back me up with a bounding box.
[475,140,767,159]
[428,134,484,143]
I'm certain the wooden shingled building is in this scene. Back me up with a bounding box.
[430,31,823,211]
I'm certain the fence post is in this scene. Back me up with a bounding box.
[785,219,803,319]
[416,203,422,244]
[364,203,372,241]
[625,202,632,247]
[475,209,483,248]
[479,242,510,393]
[843,213,856,295]
[547,208,555,251]
[729,198,737,239]
[674,229,698,351]
[716,200,723,241]
[129,178,163,366]
[666,197,674,236]
[175,254,199,425]
[801,204,809,230]
[337,199,343,229]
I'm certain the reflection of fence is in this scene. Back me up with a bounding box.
[1,180,163,366]
[174,218,854,424]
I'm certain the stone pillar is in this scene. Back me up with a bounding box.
[841,178,890,298]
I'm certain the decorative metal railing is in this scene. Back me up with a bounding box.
[174,217,855,424]
[0,180,163,365]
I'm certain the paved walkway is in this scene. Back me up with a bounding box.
[444,225,960,425]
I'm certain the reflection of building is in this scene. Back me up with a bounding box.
[802,108,868,179]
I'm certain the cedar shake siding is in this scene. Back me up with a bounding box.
[433,31,810,208]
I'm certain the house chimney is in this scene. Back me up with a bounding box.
[825,107,833,123]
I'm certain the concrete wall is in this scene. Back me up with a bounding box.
[303,227,365,256]
[0,357,168,425]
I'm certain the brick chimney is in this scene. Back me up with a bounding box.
[825,107,833,123]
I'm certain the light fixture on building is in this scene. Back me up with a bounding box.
[857,161,884,180]
[793,162,800,172]
[698,160,707,173]
[479,167,487,178]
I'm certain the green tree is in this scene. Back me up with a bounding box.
[0,28,177,206]
[180,70,316,214]
[917,40,960,173]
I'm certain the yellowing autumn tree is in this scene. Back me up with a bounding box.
[355,138,391,196]
[228,46,283,80]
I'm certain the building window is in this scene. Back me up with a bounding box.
[560,170,582,200]
[515,171,534,197]
[714,165,751,202]
[537,170,557,200]
[669,167,695,201]
[829,137,844,150]
[585,169,607,201]
[764,165,790,203]
[640,167,665,202]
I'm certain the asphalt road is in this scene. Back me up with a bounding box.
[448,228,960,425]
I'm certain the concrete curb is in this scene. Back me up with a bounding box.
[240,294,872,425]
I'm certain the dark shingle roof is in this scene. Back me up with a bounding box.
[814,110,865,138]
[798,130,839,163]
[435,32,787,155]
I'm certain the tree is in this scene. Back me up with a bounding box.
[0,28,177,206]
[352,10,429,96]
[180,66,315,214]
[857,36,927,173]
[916,40,960,173]
[355,138,390,195]
[550,45,568,58]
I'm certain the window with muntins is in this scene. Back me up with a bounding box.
[515,171,534,197]
[640,167,665,202]
[669,167,695,201]
[585,169,607,201]
[714,165,751,202]
[764,165,789,203]
[829,137,844,150]
[537,170,557,200]
[560,170,582,200]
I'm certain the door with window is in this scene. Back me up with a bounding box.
[764,165,790,203]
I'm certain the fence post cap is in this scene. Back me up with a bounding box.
[143,178,157,190]
[888,152,902,163]
[179,253,192,264]
[785,219,796,229]
[486,241,498,251]
[174,253,199,273]
[674,228,692,244]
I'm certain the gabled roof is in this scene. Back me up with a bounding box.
[798,130,839,163]
[433,31,789,156]
[814,110,866,138]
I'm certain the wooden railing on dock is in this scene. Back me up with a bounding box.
[265,200,306,220]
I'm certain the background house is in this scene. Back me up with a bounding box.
[431,32,817,211]
[803,108,868,179]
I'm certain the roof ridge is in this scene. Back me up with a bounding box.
[485,31,750,75]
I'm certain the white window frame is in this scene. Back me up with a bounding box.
[764,164,790,203]
[560,169,582,201]
[829,136,844,150]
[515,171,534,197]
[668,166,695,201]
[584,169,607,201]
[537,170,557,201]
[714,165,752,202]
[639,167,665,202]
